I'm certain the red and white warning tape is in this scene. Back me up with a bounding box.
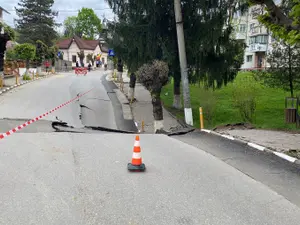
[0,88,94,140]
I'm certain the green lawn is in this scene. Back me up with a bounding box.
[161,72,299,131]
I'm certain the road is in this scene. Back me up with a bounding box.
[1,70,300,224]
[174,131,300,207]
[0,71,136,133]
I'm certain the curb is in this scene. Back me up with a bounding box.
[0,75,52,96]
[201,129,300,165]
[105,73,135,121]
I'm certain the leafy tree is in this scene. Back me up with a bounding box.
[77,8,102,39]
[63,8,102,40]
[77,51,85,67]
[253,41,300,97]
[14,43,36,74]
[137,60,169,132]
[5,49,18,61]
[35,40,48,67]
[15,0,58,46]
[251,0,300,43]
[63,16,80,38]
[47,46,58,67]
[87,53,95,65]
[0,22,16,74]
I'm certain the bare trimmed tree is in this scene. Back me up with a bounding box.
[137,60,169,132]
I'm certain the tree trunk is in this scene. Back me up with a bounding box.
[25,59,29,75]
[128,87,135,100]
[151,91,164,132]
[288,46,294,97]
[173,76,182,109]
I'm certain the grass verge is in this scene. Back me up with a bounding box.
[161,72,299,131]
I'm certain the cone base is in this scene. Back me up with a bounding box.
[127,163,146,172]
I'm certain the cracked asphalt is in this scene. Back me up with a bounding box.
[1,71,300,224]
[0,71,137,133]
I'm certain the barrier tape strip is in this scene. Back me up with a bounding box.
[0,88,94,140]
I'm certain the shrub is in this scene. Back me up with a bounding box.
[22,74,31,80]
[232,77,258,123]
[198,88,216,126]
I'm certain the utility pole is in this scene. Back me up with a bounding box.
[174,0,193,126]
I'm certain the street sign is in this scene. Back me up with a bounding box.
[57,51,63,58]
[108,49,115,57]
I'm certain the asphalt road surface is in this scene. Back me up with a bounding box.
[1,71,300,224]
[0,71,136,133]
[175,131,300,208]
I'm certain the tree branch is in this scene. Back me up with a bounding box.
[252,0,300,31]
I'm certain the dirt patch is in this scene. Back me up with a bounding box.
[213,123,255,132]
[286,149,300,159]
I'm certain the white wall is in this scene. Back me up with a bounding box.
[60,41,108,67]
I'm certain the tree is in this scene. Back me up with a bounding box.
[87,53,95,66]
[63,16,79,38]
[47,46,58,68]
[63,8,102,40]
[77,8,102,40]
[15,0,58,46]
[77,51,85,67]
[106,0,245,110]
[137,60,169,132]
[253,41,300,97]
[5,49,18,61]
[35,40,49,74]
[14,43,36,74]
[0,22,16,74]
[251,0,300,43]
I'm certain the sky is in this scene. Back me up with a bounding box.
[1,0,115,32]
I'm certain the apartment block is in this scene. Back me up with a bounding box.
[233,5,275,70]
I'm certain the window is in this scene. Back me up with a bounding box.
[246,55,253,62]
[72,55,76,63]
[249,35,268,44]
[239,24,246,33]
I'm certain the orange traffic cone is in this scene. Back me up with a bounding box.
[127,135,146,172]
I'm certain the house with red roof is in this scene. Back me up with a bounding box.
[57,36,108,67]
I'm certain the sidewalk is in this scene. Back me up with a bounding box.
[0,73,50,94]
[105,70,300,159]
[106,70,185,133]
[216,127,300,154]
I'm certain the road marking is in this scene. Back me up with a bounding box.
[273,152,297,163]
[247,142,265,151]
[221,134,235,140]
[201,129,211,133]
[0,88,94,141]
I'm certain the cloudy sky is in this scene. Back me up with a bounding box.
[1,0,115,32]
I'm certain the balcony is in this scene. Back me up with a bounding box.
[249,43,267,52]
[235,32,246,40]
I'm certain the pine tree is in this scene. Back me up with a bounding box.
[106,0,245,104]
[15,0,58,46]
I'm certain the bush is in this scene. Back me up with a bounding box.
[232,77,258,123]
[22,74,31,80]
